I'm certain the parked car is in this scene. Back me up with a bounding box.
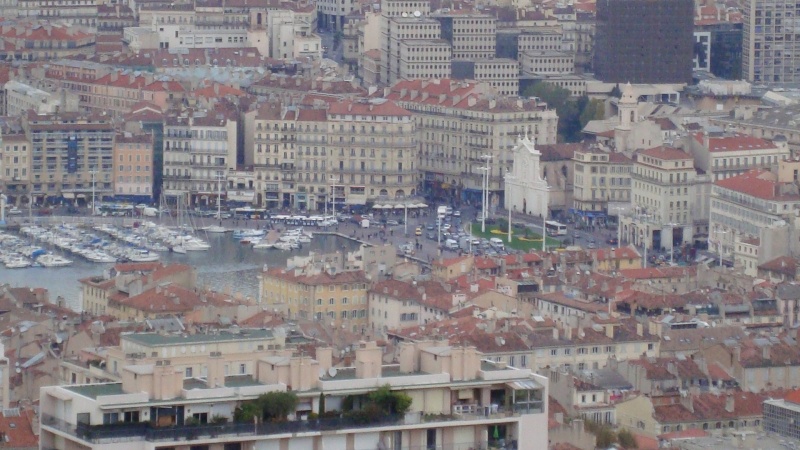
[386,219,400,226]
[607,237,618,245]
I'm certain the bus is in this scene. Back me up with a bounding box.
[544,220,567,236]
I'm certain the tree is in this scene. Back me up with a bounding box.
[260,391,299,421]
[523,83,597,143]
[369,385,412,415]
[579,98,605,128]
[595,426,616,448]
[233,401,262,423]
[610,84,622,99]
[617,429,638,449]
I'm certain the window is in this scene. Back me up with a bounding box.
[185,367,193,378]
[239,363,246,374]
[550,349,558,356]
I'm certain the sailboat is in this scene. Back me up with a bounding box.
[202,174,229,234]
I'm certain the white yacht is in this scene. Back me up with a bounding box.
[127,249,159,262]
[252,240,274,249]
[37,254,73,267]
[5,256,32,269]
[84,251,117,263]
[172,245,187,254]
[202,225,229,234]
[183,239,210,251]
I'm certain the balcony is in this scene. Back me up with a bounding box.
[42,412,518,444]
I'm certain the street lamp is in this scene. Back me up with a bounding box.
[90,167,97,216]
[479,154,492,233]
[505,170,513,243]
[663,222,680,265]
[608,204,628,250]
[715,227,729,267]
[329,176,338,219]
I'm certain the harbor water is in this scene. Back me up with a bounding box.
[0,231,360,312]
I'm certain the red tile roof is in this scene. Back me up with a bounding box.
[0,408,38,448]
[693,132,778,152]
[328,99,411,117]
[715,169,800,201]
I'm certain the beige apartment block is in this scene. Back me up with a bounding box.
[4,80,78,116]
[382,79,558,203]
[0,133,32,205]
[162,109,238,207]
[710,167,800,262]
[41,336,549,450]
[518,28,565,53]
[260,266,369,331]
[397,40,452,80]
[430,13,497,60]
[113,133,154,200]
[452,59,520,97]
[572,148,632,215]
[360,49,381,86]
[246,98,417,209]
[16,0,97,27]
[624,146,697,251]
[685,130,791,182]
[381,17,442,85]
[519,50,575,76]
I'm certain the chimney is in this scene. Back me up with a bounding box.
[725,394,735,413]
[636,323,644,337]
[762,344,771,361]
[703,131,710,149]
[552,327,559,340]
[733,345,741,363]
[315,347,332,373]
[565,326,573,340]
[605,324,614,339]
[354,341,382,379]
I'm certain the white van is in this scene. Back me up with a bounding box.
[489,237,504,245]
[444,239,459,250]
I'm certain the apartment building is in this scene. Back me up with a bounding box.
[16,0,97,27]
[80,262,196,317]
[397,40,452,81]
[380,16,442,85]
[430,13,497,60]
[0,22,95,61]
[113,133,154,202]
[0,133,32,205]
[162,109,238,207]
[381,79,558,204]
[4,80,78,116]
[710,168,800,261]
[711,105,800,154]
[765,391,800,440]
[316,0,358,30]
[624,146,697,250]
[259,266,369,331]
[21,111,114,204]
[519,50,575,75]
[41,337,549,450]
[246,98,417,210]
[452,59,520,97]
[572,148,632,217]
[742,0,800,84]
[267,9,322,60]
[685,131,790,181]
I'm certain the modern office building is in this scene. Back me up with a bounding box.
[40,335,549,450]
[593,0,694,84]
[742,0,800,84]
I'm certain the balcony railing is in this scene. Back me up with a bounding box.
[42,409,531,444]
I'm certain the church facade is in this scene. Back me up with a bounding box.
[505,134,550,218]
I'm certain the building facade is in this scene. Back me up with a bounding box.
[624,147,697,251]
[162,109,238,207]
[572,149,632,218]
[593,0,694,83]
[742,0,800,84]
[22,111,114,204]
[113,133,154,202]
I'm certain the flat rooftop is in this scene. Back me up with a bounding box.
[66,383,125,399]
[123,329,274,347]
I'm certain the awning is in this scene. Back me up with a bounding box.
[415,203,429,208]
[506,379,542,390]
[373,204,389,209]
[62,193,75,199]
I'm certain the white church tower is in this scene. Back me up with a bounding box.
[504,133,549,218]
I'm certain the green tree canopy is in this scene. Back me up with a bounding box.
[523,83,603,142]
[233,391,299,423]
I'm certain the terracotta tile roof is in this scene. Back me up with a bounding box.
[113,284,239,313]
[619,266,696,280]
[363,49,380,60]
[615,289,689,311]
[654,402,701,423]
[328,99,410,117]
[693,132,778,152]
[784,388,800,404]
[114,262,162,273]
[0,408,38,448]
[658,428,708,440]
[651,117,678,131]
[536,292,608,313]
[637,146,693,161]
[474,256,499,270]
[263,267,369,285]
[432,255,472,268]
[693,391,769,419]
[591,246,640,261]
[538,143,584,161]
[715,169,800,200]
[758,255,798,277]
[382,78,546,113]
